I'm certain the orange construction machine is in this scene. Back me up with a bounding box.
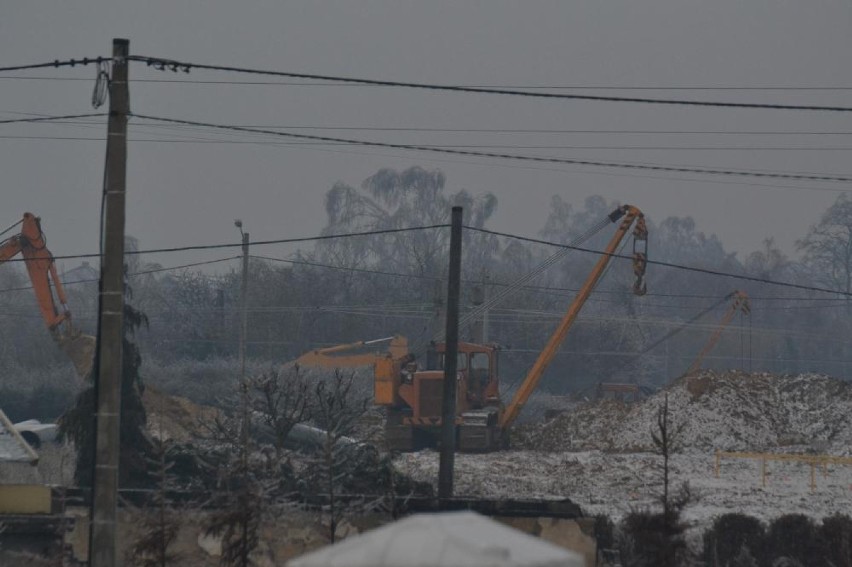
[295,205,648,451]
[0,213,95,379]
[686,290,750,375]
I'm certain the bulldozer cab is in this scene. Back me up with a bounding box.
[425,342,500,408]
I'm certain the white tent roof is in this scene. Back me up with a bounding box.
[287,511,584,567]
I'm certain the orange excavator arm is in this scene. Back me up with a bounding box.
[499,205,648,429]
[294,335,409,368]
[0,213,95,378]
[0,213,72,330]
[686,290,750,375]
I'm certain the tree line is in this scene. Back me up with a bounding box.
[2,165,852,417]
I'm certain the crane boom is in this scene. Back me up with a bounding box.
[499,205,647,428]
[686,290,750,375]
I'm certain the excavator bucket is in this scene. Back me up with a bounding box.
[55,331,97,381]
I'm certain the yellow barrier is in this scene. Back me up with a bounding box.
[0,484,52,514]
[714,450,852,491]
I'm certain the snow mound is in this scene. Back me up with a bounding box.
[520,371,852,454]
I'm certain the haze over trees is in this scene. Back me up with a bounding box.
[2,166,851,422]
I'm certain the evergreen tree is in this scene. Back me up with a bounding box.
[59,283,151,488]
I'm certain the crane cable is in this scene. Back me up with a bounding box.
[0,219,23,239]
[607,292,735,381]
[429,214,615,346]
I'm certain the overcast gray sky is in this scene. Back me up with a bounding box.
[3,2,851,273]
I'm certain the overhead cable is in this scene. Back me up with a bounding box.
[0,113,108,125]
[129,113,852,182]
[0,58,108,73]
[0,256,240,294]
[2,219,848,299]
[6,74,852,91]
[127,55,852,112]
[13,134,852,151]
[0,224,449,264]
[252,253,845,304]
[434,215,614,342]
[466,226,852,298]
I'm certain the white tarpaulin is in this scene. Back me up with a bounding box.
[0,409,38,464]
[287,511,584,567]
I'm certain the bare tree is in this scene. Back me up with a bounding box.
[648,393,691,566]
[619,393,692,567]
[248,365,311,460]
[128,437,182,567]
[305,371,370,543]
[798,193,852,293]
[203,387,272,567]
[651,393,683,520]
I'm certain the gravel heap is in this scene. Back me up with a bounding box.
[518,371,852,454]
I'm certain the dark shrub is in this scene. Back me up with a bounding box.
[619,509,687,567]
[765,514,822,567]
[703,513,765,566]
[821,514,852,567]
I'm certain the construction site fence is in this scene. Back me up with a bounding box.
[714,450,852,491]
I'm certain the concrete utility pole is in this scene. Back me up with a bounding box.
[438,206,463,500]
[90,38,129,567]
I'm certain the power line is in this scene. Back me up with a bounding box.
[25,117,852,136]
[10,134,852,152]
[129,113,852,183]
[0,224,448,265]
[250,254,441,282]
[124,224,448,256]
[252,253,843,306]
[0,58,108,73]
[0,113,108,125]
[127,55,852,112]
[0,256,241,294]
[123,120,852,194]
[10,113,852,192]
[8,75,852,90]
[2,212,848,302]
[465,225,852,298]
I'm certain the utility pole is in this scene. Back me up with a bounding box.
[90,38,129,567]
[438,206,463,500]
[235,221,249,385]
[235,221,250,446]
[235,221,250,567]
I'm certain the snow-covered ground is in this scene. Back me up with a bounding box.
[395,371,852,536]
[395,449,852,532]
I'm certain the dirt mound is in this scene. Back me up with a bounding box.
[143,386,220,443]
[521,371,852,454]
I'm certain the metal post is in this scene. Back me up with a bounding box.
[216,288,225,338]
[480,271,490,343]
[239,230,249,383]
[236,227,250,457]
[438,207,463,500]
[90,38,129,567]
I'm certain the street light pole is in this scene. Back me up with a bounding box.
[234,220,251,566]
[235,220,249,384]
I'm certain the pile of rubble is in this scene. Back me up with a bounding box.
[518,371,852,454]
[143,386,221,443]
